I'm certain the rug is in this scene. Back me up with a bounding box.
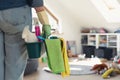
[43,65,95,75]
[43,58,102,75]
[69,65,95,75]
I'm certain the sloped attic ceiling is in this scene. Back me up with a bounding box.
[91,0,120,23]
[60,0,111,25]
[45,0,120,27]
[44,0,108,26]
[118,0,120,3]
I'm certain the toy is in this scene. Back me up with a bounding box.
[102,68,114,78]
[102,55,120,79]
[67,50,78,58]
[102,64,120,79]
[90,63,108,74]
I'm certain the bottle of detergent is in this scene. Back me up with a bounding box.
[35,24,42,42]
[35,25,41,36]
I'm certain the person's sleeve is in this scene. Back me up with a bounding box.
[27,0,44,7]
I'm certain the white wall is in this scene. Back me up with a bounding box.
[44,0,120,54]
[44,0,81,54]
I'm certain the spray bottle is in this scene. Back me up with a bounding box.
[35,24,41,41]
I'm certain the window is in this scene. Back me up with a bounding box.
[90,0,120,23]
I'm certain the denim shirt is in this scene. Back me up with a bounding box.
[0,0,43,10]
[27,0,43,7]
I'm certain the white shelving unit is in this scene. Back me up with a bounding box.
[81,33,120,55]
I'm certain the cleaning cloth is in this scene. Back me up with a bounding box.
[45,39,65,73]
[60,38,70,77]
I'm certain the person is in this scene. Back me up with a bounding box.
[0,0,50,80]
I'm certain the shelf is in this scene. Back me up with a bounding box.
[81,33,120,58]
[81,33,119,49]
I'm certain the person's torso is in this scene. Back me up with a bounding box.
[0,0,27,10]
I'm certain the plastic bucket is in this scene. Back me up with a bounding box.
[26,42,42,59]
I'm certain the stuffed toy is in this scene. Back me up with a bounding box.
[102,55,120,79]
[90,63,108,74]
[102,64,120,79]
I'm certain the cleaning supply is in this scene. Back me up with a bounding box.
[60,38,70,77]
[37,36,45,41]
[35,25,42,42]
[22,26,42,59]
[35,25,41,36]
[26,42,42,59]
[45,39,65,73]
[22,26,38,42]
